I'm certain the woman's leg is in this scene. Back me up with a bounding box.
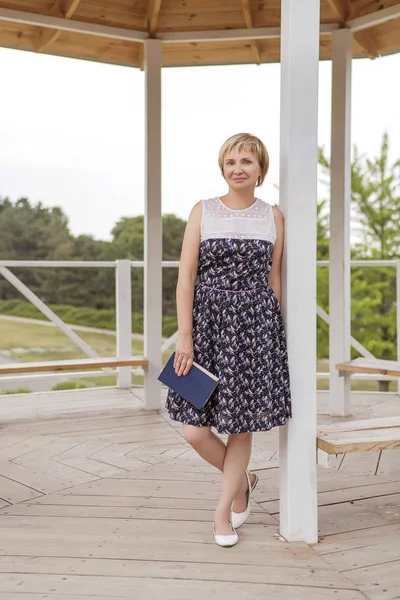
[182,424,255,518]
[214,432,253,534]
[182,424,226,470]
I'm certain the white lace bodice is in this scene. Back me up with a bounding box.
[201,197,277,244]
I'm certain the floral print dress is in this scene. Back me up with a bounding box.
[166,197,291,434]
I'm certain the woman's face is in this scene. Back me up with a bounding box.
[223,149,261,192]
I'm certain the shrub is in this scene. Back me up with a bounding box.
[51,380,89,391]
[1,387,32,395]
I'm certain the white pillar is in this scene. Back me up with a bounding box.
[397,260,400,394]
[144,39,163,410]
[116,259,132,388]
[329,30,353,416]
[278,0,319,544]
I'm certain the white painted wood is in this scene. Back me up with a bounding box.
[116,260,133,388]
[397,261,400,395]
[162,331,179,353]
[0,371,115,385]
[278,0,319,544]
[317,449,331,469]
[317,306,374,359]
[347,5,400,32]
[0,266,98,359]
[144,40,163,411]
[0,260,115,267]
[317,260,398,268]
[0,7,148,42]
[158,27,282,42]
[159,23,338,43]
[329,29,353,417]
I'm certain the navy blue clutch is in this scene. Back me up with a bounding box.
[158,352,219,410]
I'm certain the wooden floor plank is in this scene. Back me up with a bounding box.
[322,536,400,572]
[5,414,166,438]
[318,494,400,536]
[1,387,400,600]
[57,426,182,445]
[0,501,277,524]
[261,480,400,515]
[27,493,267,513]
[0,460,71,497]
[377,448,400,477]
[0,475,43,504]
[0,577,367,600]
[317,522,400,553]
[342,560,400,600]
[0,537,335,570]
[0,556,358,590]
[338,451,381,475]
[53,441,133,478]
[0,514,280,541]
[62,477,242,500]
[0,596,117,600]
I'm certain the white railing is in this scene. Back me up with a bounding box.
[0,258,399,388]
[0,260,135,388]
[317,259,400,388]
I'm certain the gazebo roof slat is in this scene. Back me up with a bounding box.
[0,0,399,67]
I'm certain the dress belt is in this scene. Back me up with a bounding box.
[197,283,267,294]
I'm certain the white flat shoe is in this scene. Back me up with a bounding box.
[213,522,238,547]
[231,471,259,529]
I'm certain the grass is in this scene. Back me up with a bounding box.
[0,319,168,391]
[1,387,32,395]
[0,320,143,360]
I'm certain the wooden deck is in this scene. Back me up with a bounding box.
[0,387,399,599]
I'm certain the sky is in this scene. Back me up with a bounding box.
[1,46,400,241]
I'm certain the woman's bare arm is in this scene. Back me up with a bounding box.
[174,201,202,376]
[268,206,284,305]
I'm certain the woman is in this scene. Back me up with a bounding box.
[166,133,291,547]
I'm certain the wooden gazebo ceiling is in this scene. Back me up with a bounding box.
[0,1,400,68]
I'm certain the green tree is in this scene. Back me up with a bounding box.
[111,216,144,313]
[111,213,186,316]
[318,133,400,389]
[0,197,72,303]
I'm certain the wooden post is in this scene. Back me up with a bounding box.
[278,0,319,544]
[329,29,353,416]
[116,259,132,388]
[144,39,163,410]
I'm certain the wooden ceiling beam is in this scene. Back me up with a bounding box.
[147,0,163,37]
[241,0,261,65]
[64,0,83,20]
[326,0,380,59]
[354,29,380,58]
[326,0,354,22]
[36,0,83,53]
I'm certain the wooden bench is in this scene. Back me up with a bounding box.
[0,356,148,375]
[333,357,400,416]
[317,416,400,455]
[336,357,400,379]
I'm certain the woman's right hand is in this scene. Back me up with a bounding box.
[174,334,194,376]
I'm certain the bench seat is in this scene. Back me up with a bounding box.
[0,356,148,375]
[317,416,400,454]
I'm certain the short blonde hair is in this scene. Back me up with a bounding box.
[218,133,270,187]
